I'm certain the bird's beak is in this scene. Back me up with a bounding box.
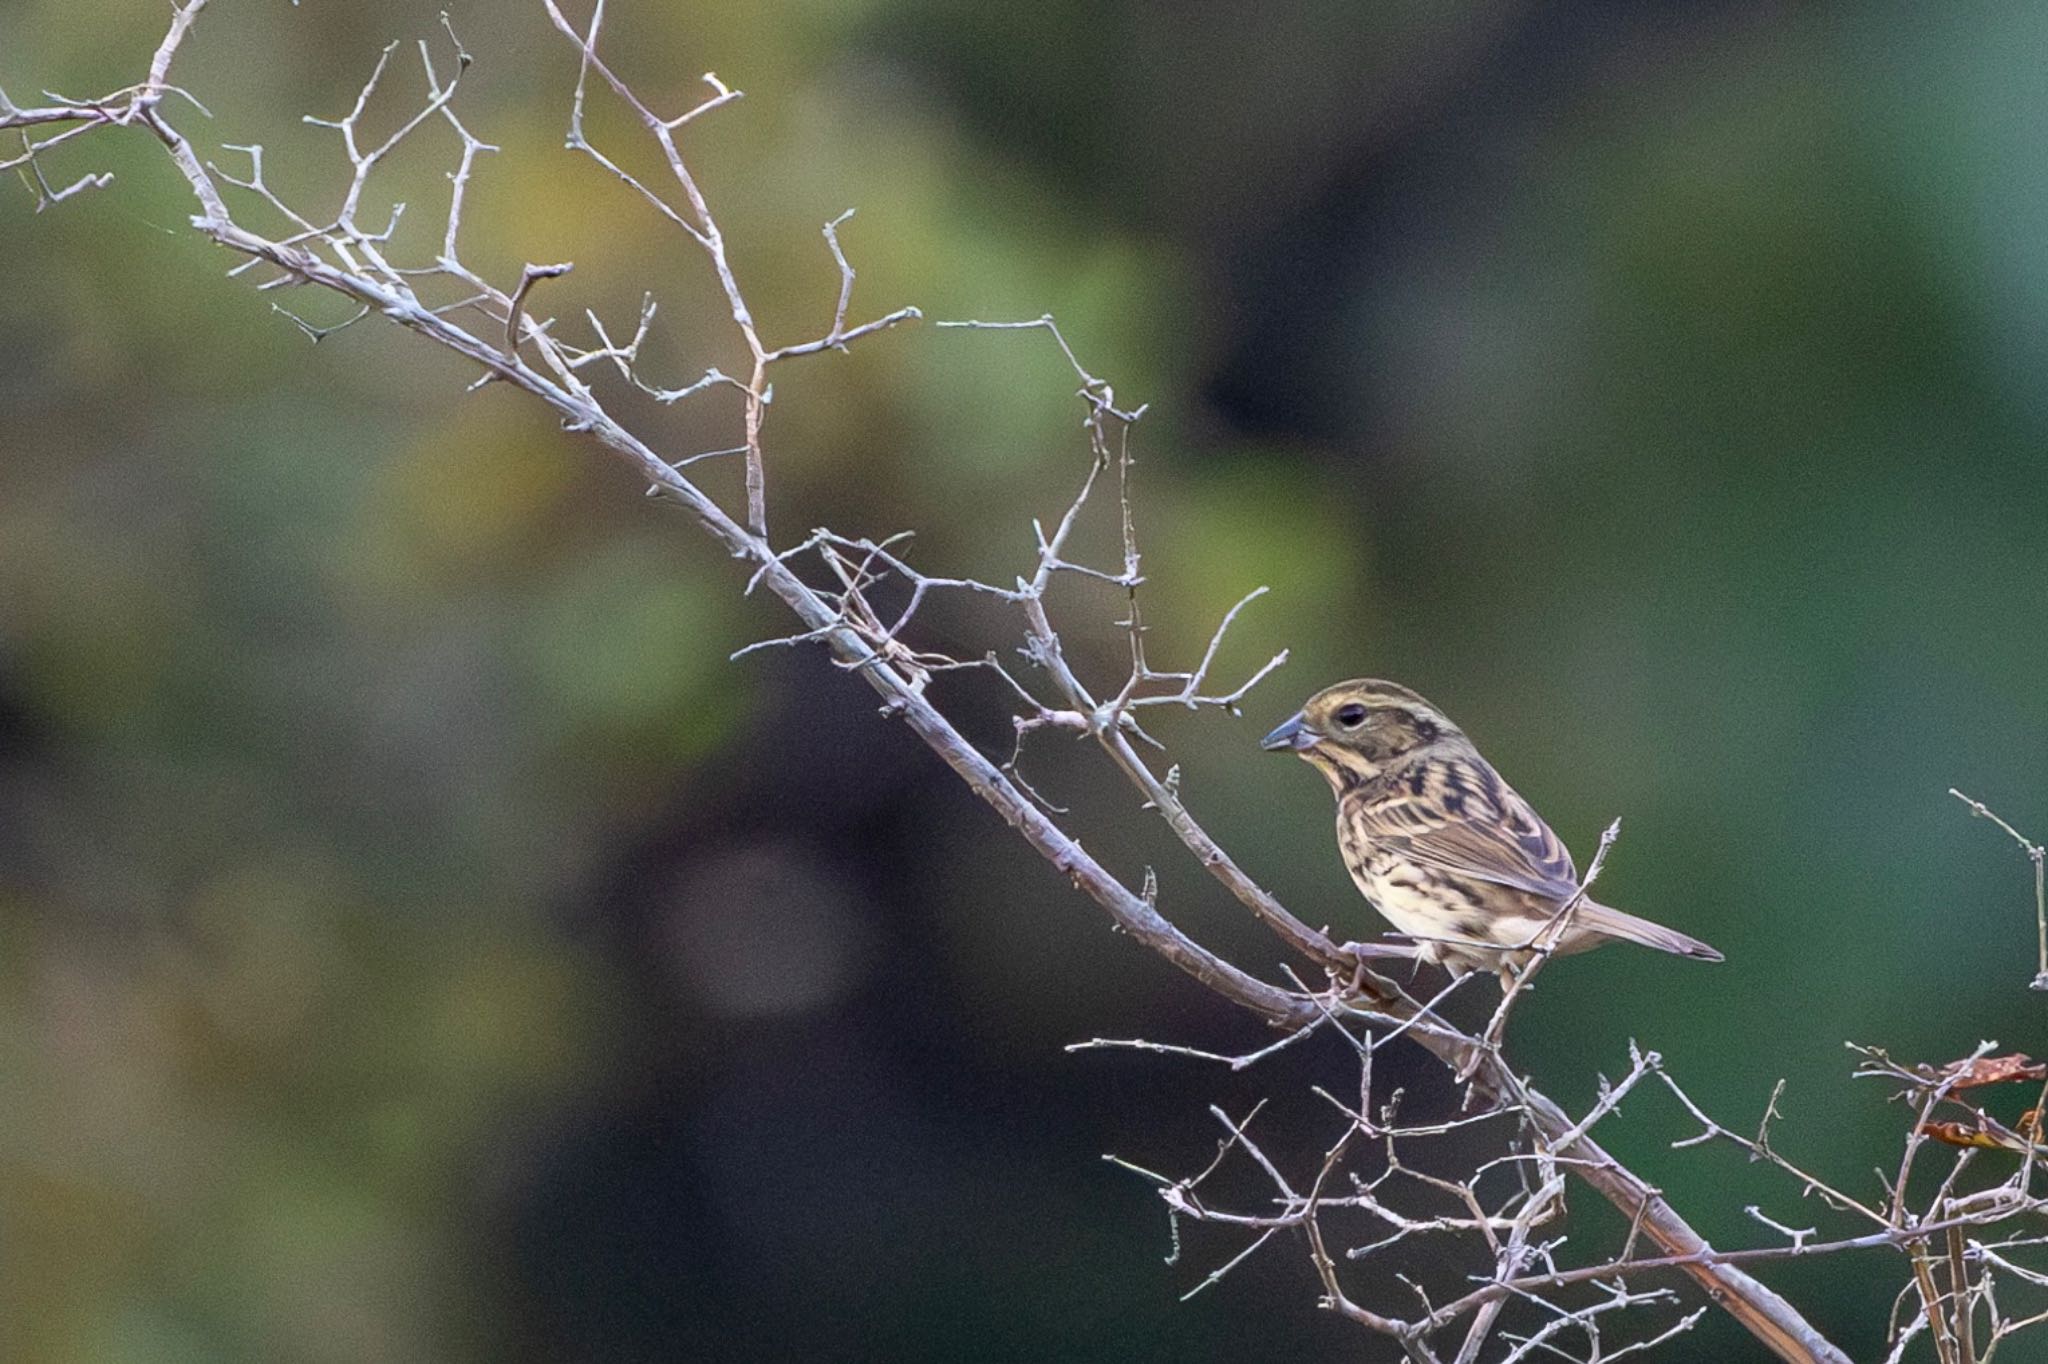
[1260,713,1319,752]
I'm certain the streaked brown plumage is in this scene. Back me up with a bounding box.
[1262,679,1722,984]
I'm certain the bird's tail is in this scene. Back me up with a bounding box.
[1572,901,1724,962]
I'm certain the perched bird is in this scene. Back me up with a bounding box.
[1262,679,1721,985]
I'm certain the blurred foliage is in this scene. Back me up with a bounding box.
[5,0,2048,1360]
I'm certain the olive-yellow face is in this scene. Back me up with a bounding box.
[1260,679,1462,786]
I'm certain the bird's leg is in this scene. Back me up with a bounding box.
[1339,937,1421,962]
[1360,932,1438,980]
[1323,938,1408,1001]
[1335,937,1422,993]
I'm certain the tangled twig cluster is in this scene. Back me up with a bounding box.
[1088,1019,2048,1360]
[8,6,2047,1360]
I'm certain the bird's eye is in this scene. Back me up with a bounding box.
[1335,704,1368,728]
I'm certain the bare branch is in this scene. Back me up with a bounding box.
[1951,789,2048,991]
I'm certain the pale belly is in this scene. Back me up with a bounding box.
[1344,856,1552,978]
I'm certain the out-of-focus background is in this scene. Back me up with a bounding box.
[4,0,2047,1359]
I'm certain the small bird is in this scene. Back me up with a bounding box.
[1262,679,1721,985]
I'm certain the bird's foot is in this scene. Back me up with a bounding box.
[1330,938,1421,1000]
[1339,937,1421,961]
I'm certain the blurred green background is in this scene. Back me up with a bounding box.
[5,0,2048,1359]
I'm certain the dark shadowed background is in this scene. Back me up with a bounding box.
[5,0,2048,1359]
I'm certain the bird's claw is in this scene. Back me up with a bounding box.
[1339,937,1419,960]
[1329,938,1419,999]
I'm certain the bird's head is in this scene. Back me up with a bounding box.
[1260,679,1465,789]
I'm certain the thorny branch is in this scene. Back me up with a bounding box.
[1093,1029,2048,1361]
[9,5,2044,1359]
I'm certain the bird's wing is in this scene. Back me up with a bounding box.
[1354,761,1581,904]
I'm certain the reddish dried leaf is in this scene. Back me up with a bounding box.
[1920,1120,2024,1152]
[1920,1115,2045,1154]
[1927,1054,2048,1090]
